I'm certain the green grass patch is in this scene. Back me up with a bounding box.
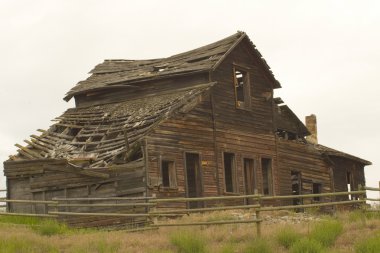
[32,219,71,236]
[309,219,343,247]
[0,215,43,226]
[219,243,235,253]
[355,234,380,253]
[0,236,59,253]
[244,238,272,253]
[170,230,207,253]
[290,238,324,253]
[275,227,302,249]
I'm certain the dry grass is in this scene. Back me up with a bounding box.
[0,210,378,252]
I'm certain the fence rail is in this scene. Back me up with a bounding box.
[0,185,379,236]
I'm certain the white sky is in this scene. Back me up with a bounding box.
[0,0,379,197]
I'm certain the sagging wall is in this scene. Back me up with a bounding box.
[276,138,333,205]
[4,158,147,227]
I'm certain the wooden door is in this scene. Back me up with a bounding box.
[244,158,255,204]
[185,153,203,208]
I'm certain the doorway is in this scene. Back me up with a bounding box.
[185,153,203,208]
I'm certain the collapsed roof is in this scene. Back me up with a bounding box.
[10,83,215,167]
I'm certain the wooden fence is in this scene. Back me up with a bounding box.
[0,186,380,236]
[1,184,380,235]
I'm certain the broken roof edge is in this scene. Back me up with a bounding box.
[63,69,209,102]
[64,31,281,101]
[314,143,372,166]
[9,82,217,167]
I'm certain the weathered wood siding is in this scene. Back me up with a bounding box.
[146,94,216,208]
[210,39,278,198]
[330,157,366,201]
[276,138,332,204]
[146,39,279,206]
[4,159,147,227]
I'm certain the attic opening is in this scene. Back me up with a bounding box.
[233,66,251,110]
[276,130,300,141]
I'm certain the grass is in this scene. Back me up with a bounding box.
[0,215,43,226]
[355,233,380,253]
[309,219,343,247]
[170,230,207,253]
[275,227,302,249]
[0,210,377,252]
[68,240,121,253]
[244,238,272,253]
[0,236,59,253]
[290,238,324,253]
[32,219,70,236]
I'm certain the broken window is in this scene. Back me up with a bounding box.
[224,152,238,193]
[233,67,251,109]
[312,183,322,201]
[261,158,273,195]
[291,171,302,205]
[161,160,177,188]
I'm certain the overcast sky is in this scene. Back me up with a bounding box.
[0,0,379,197]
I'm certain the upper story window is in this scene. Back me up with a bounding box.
[233,66,251,110]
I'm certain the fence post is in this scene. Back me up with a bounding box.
[150,194,157,226]
[357,184,366,211]
[254,189,261,238]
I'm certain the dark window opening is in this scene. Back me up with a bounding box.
[235,70,245,102]
[276,130,299,141]
[161,160,176,188]
[233,67,250,109]
[312,183,322,201]
[261,158,273,195]
[291,171,302,206]
[224,153,237,193]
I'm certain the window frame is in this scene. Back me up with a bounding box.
[260,156,274,196]
[233,65,251,110]
[159,156,177,190]
[223,152,239,194]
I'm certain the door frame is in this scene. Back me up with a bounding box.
[183,151,204,208]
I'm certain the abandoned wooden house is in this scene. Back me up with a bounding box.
[3,32,371,221]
